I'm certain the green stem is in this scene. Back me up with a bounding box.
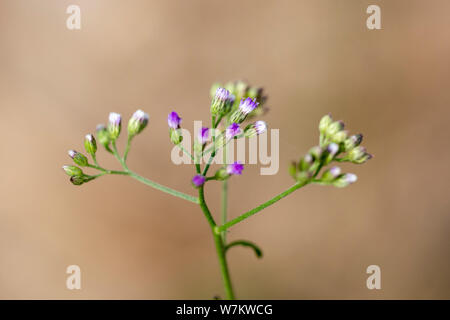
[129,171,199,204]
[217,181,310,232]
[221,144,228,242]
[198,186,235,300]
[225,240,263,258]
[123,136,132,162]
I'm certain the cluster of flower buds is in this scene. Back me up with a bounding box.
[318,114,372,164]
[289,114,372,188]
[63,110,150,186]
[213,161,245,181]
[210,80,268,122]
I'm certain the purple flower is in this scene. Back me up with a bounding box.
[198,127,209,144]
[227,161,244,175]
[168,111,182,129]
[239,97,259,115]
[327,142,339,156]
[344,173,358,183]
[226,123,241,139]
[109,112,121,126]
[108,112,122,139]
[192,174,206,188]
[329,166,341,178]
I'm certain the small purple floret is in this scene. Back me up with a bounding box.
[199,127,209,144]
[226,123,241,139]
[168,111,182,129]
[227,161,244,175]
[239,97,259,115]
[192,174,206,187]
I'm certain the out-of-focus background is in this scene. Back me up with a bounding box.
[0,0,449,299]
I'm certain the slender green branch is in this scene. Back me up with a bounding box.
[225,240,263,258]
[128,170,199,204]
[198,186,235,300]
[217,181,310,232]
[221,144,228,243]
[123,136,132,162]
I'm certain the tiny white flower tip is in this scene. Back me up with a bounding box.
[328,143,339,155]
[109,112,121,124]
[68,150,76,158]
[346,173,358,183]
[330,166,341,176]
[254,121,267,134]
[85,134,93,141]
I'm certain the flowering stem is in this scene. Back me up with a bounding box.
[198,186,235,300]
[221,145,228,242]
[217,181,310,232]
[123,136,132,162]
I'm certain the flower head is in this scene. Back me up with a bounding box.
[108,112,122,140]
[168,111,182,129]
[96,124,111,149]
[333,173,358,188]
[198,127,209,144]
[192,174,206,188]
[244,120,267,138]
[128,109,149,137]
[227,161,244,175]
[239,97,259,115]
[226,123,241,139]
[211,87,230,115]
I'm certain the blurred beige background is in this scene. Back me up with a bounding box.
[0,0,449,299]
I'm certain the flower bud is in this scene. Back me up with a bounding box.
[319,114,332,133]
[321,166,341,182]
[229,97,259,123]
[84,134,97,155]
[299,154,313,171]
[211,87,230,115]
[244,121,267,138]
[96,124,111,149]
[70,175,85,186]
[295,171,312,183]
[128,109,149,137]
[214,168,230,181]
[108,112,122,140]
[62,165,83,177]
[348,146,372,164]
[332,130,348,143]
[167,111,182,129]
[309,146,322,160]
[326,120,344,137]
[198,127,209,145]
[169,128,183,145]
[227,161,244,175]
[344,134,363,151]
[333,173,357,188]
[192,174,206,188]
[68,150,88,167]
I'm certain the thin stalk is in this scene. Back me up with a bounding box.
[217,181,310,232]
[198,186,235,300]
[221,142,228,242]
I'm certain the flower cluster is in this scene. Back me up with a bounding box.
[62,110,149,186]
[289,114,372,188]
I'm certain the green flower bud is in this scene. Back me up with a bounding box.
[321,166,341,182]
[68,150,88,167]
[332,130,348,144]
[299,154,313,171]
[107,112,122,141]
[70,175,85,186]
[84,134,97,156]
[319,114,332,133]
[235,80,248,97]
[326,120,344,137]
[169,128,183,145]
[214,168,230,181]
[96,124,111,149]
[333,173,357,188]
[309,146,322,160]
[348,146,372,164]
[128,109,149,137]
[62,165,83,177]
[344,134,363,151]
